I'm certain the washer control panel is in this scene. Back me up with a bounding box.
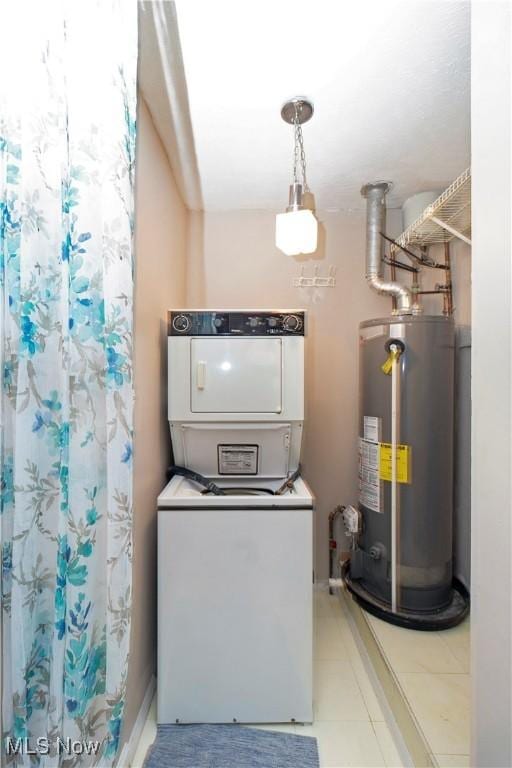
[168,310,305,336]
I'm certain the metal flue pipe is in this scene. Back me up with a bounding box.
[361,182,412,314]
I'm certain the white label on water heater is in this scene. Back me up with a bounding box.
[363,416,381,443]
[360,483,381,514]
[359,436,382,513]
[360,437,379,467]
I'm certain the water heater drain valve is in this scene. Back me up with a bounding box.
[342,505,362,536]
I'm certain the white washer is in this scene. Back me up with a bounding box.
[158,310,313,724]
[157,475,314,724]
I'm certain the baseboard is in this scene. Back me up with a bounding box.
[341,588,434,768]
[117,674,156,768]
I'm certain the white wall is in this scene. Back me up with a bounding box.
[471,1,511,765]
[122,97,188,749]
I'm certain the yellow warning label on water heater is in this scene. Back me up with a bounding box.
[378,443,411,484]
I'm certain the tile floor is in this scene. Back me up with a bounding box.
[131,587,406,768]
[364,610,471,767]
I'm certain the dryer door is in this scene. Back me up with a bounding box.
[190,338,282,413]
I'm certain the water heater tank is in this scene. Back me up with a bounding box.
[345,314,469,627]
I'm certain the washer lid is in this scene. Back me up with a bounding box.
[157,475,314,509]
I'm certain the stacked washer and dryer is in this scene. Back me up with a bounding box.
[157,310,314,725]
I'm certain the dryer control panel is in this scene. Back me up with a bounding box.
[168,310,305,336]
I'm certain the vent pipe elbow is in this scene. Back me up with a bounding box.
[361,182,412,314]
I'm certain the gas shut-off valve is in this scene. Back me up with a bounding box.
[328,504,362,593]
[342,505,362,537]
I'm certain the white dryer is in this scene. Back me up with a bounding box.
[157,310,314,725]
[167,309,305,479]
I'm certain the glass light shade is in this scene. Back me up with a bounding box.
[275,209,318,255]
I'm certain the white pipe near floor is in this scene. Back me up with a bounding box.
[391,352,399,613]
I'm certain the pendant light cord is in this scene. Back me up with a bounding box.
[293,103,309,192]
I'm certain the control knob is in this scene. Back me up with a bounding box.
[282,314,303,332]
[172,313,191,333]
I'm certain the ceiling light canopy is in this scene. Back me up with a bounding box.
[275,98,318,256]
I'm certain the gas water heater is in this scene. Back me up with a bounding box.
[342,183,469,630]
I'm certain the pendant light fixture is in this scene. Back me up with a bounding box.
[275,97,318,256]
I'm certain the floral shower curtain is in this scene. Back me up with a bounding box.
[0,2,137,765]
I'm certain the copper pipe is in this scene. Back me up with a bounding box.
[443,242,453,316]
[379,232,424,264]
[328,505,345,594]
[390,259,398,312]
[415,289,451,295]
[383,256,419,274]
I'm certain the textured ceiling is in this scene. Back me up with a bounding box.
[172,0,470,212]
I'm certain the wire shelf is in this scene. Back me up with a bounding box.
[390,168,471,255]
